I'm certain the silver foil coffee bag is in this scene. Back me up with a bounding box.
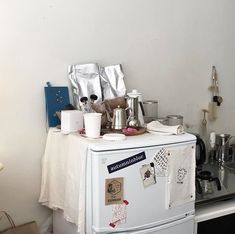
[68,63,126,111]
[68,63,102,109]
[99,64,126,99]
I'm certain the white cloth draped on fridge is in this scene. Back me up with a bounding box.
[38,128,93,234]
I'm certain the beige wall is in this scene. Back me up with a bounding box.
[1,0,235,231]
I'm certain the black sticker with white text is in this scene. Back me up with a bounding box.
[107,151,146,173]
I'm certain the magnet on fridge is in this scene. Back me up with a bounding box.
[140,163,156,188]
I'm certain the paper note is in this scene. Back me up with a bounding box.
[152,148,168,177]
[109,200,129,228]
[140,163,156,188]
[105,177,124,205]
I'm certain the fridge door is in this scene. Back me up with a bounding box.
[88,141,195,233]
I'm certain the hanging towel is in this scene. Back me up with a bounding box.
[147,121,184,135]
[166,144,195,208]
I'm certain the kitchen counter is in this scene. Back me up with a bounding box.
[196,162,235,206]
[195,163,235,233]
[194,197,235,234]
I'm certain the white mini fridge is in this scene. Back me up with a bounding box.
[52,132,196,234]
[82,133,196,234]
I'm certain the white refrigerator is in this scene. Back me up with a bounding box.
[83,133,196,234]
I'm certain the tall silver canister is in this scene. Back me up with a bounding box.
[127,96,141,127]
[143,100,158,123]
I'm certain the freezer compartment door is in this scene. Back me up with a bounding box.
[90,142,195,233]
[130,215,194,234]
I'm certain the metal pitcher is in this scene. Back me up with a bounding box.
[111,105,127,130]
[126,96,141,128]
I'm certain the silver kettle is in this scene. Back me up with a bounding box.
[111,106,127,130]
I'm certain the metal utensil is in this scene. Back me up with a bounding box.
[208,66,218,120]
[201,109,208,126]
[211,66,223,106]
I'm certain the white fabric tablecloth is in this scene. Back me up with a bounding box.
[39,128,98,233]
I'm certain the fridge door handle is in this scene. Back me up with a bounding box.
[92,214,194,233]
[131,215,194,233]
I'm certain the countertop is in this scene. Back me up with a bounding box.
[196,162,235,206]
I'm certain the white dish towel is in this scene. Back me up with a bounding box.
[147,120,184,135]
[167,144,195,208]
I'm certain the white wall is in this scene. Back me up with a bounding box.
[1,0,235,231]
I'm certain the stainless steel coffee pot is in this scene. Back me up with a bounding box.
[127,90,145,125]
[126,96,141,128]
[111,105,127,130]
